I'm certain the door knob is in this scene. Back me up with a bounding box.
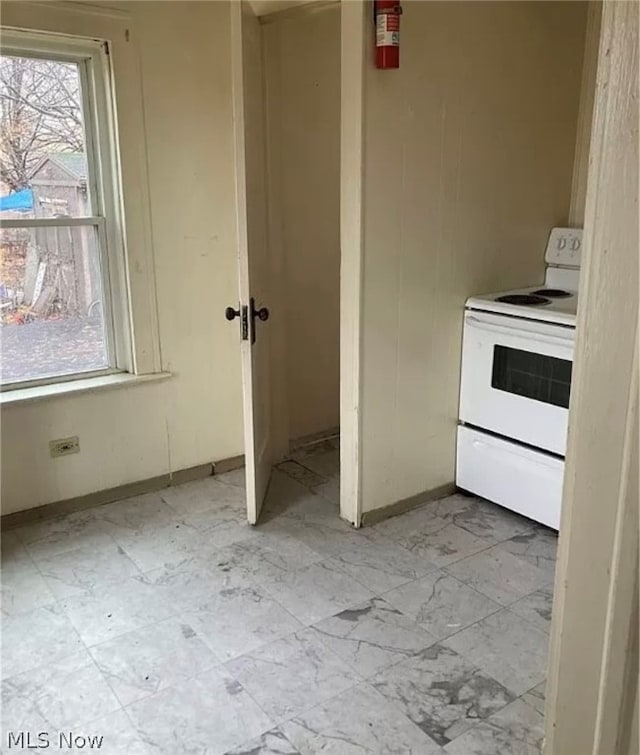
[249,298,269,343]
[225,304,248,340]
[250,298,269,322]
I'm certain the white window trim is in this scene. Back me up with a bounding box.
[1,29,128,390]
[1,1,163,397]
[0,370,172,407]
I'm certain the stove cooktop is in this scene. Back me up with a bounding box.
[466,285,578,326]
[495,293,551,306]
[467,228,582,326]
[531,288,573,298]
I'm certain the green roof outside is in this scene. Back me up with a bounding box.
[48,152,87,180]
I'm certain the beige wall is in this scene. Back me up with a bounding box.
[359,1,587,513]
[251,0,317,16]
[1,1,245,514]
[263,5,341,441]
[546,1,639,749]
[569,2,602,227]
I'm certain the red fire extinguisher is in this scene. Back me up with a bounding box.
[375,0,402,69]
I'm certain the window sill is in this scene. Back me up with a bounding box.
[0,371,172,407]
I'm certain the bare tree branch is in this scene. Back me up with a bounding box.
[0,54,84,191]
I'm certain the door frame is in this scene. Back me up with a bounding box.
[544,1,639,751]
[339,0,367,527]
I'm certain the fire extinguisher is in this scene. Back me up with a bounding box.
[375,0,402,69]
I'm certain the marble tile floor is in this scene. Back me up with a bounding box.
[1,438,556,754]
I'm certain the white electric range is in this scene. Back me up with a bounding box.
[456,227,582,530]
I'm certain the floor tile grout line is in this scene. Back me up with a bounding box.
[2,526,45,578]
[439,563,547,607]
[376,561,551,647]
[435,603,507,646]
[387,576,549,648]
[5,528,549,645]
[435,608,549,700]
[257,554,376,629]
[85,596,350,718]
[119,702,154,754]
[375,519,555,586]
[17,517,147,585]
[79,646,128,727]
[1,555,95,683]
[264,562,513,696]
[277,458,328,485]
[1,552,60,616]
[305,604,445,685]
[0,644,82,686]
[363,670,455,750]
[32,541,148,604]
[87,626,221,713]
[241,677,428,753]
[1,619,126,734]
[500,603,553,636]
[375,525,509,571]
[52,566,198,663]
[287,444,338,466]
[16,671,127,736]
[51,543,345,666]
[305,551,403,599]
[233,580,308,633]
[369,644,529,751]
[3,479,551,754]
[41,557,537,712]
[80,603,259,722]
[117,653,281,750]
[277,457,336,491]
[438,558,554,632]
[521,681,548,699]
[222,650,365,731]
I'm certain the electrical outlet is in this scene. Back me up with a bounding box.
[49,436,80,458]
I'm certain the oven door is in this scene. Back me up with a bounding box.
[459,310,574,455]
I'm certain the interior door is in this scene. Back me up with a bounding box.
[230,0,273,524]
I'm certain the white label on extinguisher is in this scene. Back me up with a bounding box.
[376,14,400,47]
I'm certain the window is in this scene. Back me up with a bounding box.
[0,30,129,389]
[492,345,572,409]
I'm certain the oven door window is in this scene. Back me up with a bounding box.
[491,345,572,409]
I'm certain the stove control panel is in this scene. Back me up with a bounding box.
[545,227,583,268]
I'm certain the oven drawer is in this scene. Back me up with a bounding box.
[456,425,563,529]
[459,310,574,455]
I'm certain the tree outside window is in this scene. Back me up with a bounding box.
[1,48,113,386]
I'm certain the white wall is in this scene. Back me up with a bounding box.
[358,1,588,514]
[263,5,341,440]
[1,1,245,514]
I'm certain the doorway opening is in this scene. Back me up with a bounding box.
[232,0,344,527]
[264,1,342,523]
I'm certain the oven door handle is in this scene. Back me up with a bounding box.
[465,314,574,347]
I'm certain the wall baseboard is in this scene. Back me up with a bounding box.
[360,482,456,527]
[1,456,244,530]
[213,455,245,474]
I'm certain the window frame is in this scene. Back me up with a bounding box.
[0,29,133,391]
